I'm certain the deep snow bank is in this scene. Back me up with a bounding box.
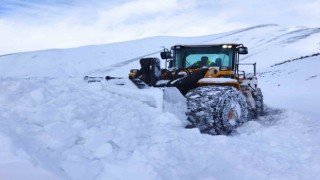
[0,78,319,180]
[0,132,59,180]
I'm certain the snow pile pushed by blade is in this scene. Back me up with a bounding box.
[0,77,320,180]
[163,87,187,121]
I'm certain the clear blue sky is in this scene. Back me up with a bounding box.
[0,0,319,54]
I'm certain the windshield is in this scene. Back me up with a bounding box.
[173,46,235,69]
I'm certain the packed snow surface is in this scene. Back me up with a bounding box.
[1,25,320,179]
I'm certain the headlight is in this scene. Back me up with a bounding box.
[222,45,233,48]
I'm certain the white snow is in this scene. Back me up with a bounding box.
[0,132,60,180]
[0,24,320,180]
[259,55,320,120]
[198,78,238,84]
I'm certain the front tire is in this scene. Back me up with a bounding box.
[186,86,248,135]
[254,88,264,116]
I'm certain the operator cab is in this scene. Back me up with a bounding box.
[161,44,248,73]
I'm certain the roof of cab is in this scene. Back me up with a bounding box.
[171,44,243,48]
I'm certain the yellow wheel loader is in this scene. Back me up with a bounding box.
[127,44,264,135]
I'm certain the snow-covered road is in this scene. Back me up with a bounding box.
[1,77,319,180]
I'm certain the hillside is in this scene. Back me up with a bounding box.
[1,24,319,77]
[0,24,319,180]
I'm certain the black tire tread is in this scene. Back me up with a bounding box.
[186,86,248,135]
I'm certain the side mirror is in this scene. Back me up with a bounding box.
[238,47,248,54]
[160,51,172,59]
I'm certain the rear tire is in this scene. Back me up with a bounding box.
[186,86,248,135]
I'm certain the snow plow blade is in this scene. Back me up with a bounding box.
[129,77,150,89]
[84,75,149,89]
[84,76,123,83]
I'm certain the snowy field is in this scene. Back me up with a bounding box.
[0,25,320,179]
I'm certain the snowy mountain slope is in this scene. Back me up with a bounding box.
[0,24,320,179]
[93,24,320,78]
[202,25,320,69]
[259,54,320,119]
[1,24,319,77]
